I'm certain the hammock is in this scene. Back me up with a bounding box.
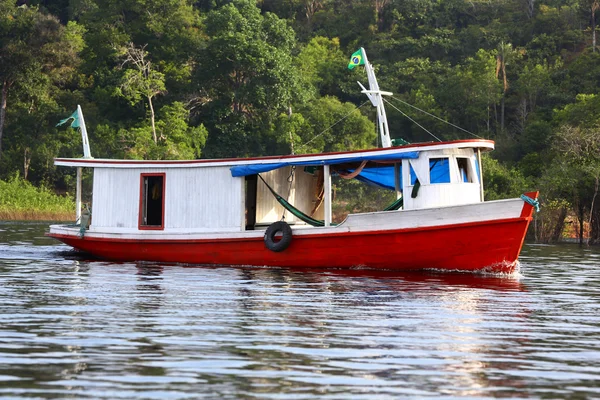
[258,175,328,227]
[257,174,404,228]
[384,196,404,211]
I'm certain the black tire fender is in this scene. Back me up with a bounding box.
[264,221,293,252]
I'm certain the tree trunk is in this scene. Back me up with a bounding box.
[374,0,388,31]
[23,147,31,180]
[588,176,599,244]
[148,95,157,144]
[591,198,600,244]
[593,7,597,53]
[500,96,505,132]
[550,206,567,243]
[578,204,585,247]
[524,0,534,19]
[0,80,9,160]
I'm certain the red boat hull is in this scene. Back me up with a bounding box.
[49,214,533,274]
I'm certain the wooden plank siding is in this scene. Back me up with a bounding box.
[255,167,322,226]
[91,166,243,233]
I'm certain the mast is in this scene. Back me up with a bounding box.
[57,105,93,224]
[77,105,92,159]
[75,105,92,224]
[356,48,392,148]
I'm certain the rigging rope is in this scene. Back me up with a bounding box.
[387,96,483,139]
[297,100,371,151]
[383,98,442,142]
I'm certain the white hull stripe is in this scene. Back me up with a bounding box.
[49,198,526,241]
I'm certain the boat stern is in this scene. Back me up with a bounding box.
[47,224,87,247]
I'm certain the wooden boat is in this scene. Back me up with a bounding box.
[48,49,538,273]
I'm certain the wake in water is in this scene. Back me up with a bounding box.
[421,260,522,278]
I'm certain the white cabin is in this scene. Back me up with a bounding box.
[54,140,493,235]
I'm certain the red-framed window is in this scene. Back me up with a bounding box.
[139,173,166,230]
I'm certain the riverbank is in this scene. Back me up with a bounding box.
[0,177,75,222]
[0,211,74,221]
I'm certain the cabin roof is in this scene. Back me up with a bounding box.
[54,139,494,169]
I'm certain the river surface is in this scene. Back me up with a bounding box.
[0,221,599,399]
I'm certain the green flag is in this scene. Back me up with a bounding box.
[56,110,80,128]
[348,49,364,70]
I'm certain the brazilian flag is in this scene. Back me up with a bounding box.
[348,49,364,70]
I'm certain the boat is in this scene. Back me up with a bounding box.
[47,49,538,274]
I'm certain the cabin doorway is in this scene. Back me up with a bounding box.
[245,175,257,230]
[140,174,165,229]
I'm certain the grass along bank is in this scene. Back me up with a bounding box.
[0,177,75,221]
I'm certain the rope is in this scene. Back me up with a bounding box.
[78,204,91,238]
[388,96,483,139]
[297,100,371,151]
[383,98,442,142]
[521,194,540,212]
[334,160,368,179]
[283,166,296,221]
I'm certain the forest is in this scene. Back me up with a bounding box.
[1,0,600,243]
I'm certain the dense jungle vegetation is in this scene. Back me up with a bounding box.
[1,0,599,242]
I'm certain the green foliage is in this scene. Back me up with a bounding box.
[553,93,600,127]
[3,0,600,236]
[0,4,85,185]
[296,36,346,98]
[439,49,501,135]
[123,102,207,160]
[197,0,304,157]
[333,178,396,220]
[283,96,376,154]
[482,155,530,200]
[542,124,600,202]
[0,174,74,214]
[118,68,166,106]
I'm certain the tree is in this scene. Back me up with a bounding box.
[438,49,501,134]
[125,101,208,160]
[295,36,346,98]
[304,0,324,25]
[373,0,391,31]
[0,5,83,161]
[495,42,517,133]
[543,124,600,245]
[522,0,535,19]
[579,0,600,52]
[482,155,529,201]
[116,43,166,144]
[195,0,302,157]
[278,96,376,155]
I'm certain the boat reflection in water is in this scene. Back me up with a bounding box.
[216,266,530,397]
[32,257,533,397]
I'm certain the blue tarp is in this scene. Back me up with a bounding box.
[229,151,420,177]
[351,166,400,190]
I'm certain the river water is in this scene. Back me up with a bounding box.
[0,221,599,399]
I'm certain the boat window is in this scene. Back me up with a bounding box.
[140,173,165,229]
[429,158,451,184]
[457,158,472,183]
[346,164,402,190]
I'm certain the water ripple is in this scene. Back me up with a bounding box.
[0,222,599,398]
